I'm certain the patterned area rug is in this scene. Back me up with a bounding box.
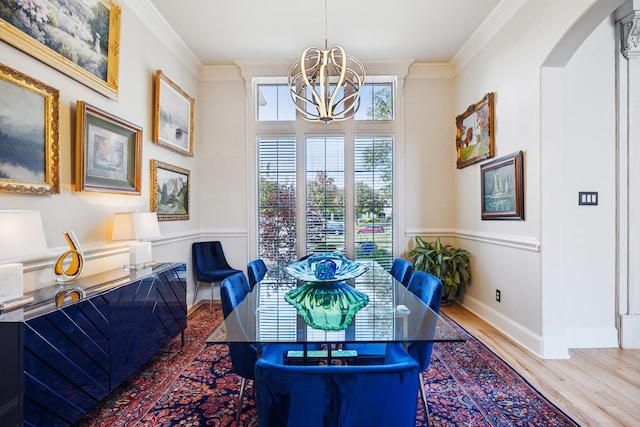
[78,304,580,427]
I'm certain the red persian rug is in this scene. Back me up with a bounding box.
[77,304,580,427]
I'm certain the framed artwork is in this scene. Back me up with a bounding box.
[154,70,194,156]
[76,101,142,194]
[151,160,190,221]
[456,92,495,169]
[0,0,121,99]
[481,151,524,220]
[0,63,59,194]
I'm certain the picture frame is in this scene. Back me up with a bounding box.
[153,70,195,156]
[456,92,495,169]
[0,63,59,194]
[76,101,142,194]
[0,0,121,99]
[481,151,524,220]
[151,160,190,221]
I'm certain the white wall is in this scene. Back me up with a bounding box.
[402,66,456,251]
[453,0,623,357]
[541,16,619,350]
[197,66,250,273]
[1,1,203,302]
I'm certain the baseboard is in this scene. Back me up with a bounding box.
[458,295,563,359]
[188,300,217,316]
[621,314,640,348]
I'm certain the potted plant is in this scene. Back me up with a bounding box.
[407,236,471,301]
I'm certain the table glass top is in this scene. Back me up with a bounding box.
[206,260,464,345]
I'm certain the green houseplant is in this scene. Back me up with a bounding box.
[407,236,472,299]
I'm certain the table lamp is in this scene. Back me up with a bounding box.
[0,210,48,309]
[112,212,161,271]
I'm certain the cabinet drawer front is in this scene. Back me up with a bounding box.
[24,297,110,426]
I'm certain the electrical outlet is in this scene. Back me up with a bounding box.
[496,289,501,302]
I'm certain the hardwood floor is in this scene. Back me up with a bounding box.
[441,303,640,427]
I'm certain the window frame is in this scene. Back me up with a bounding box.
[249,73,404,264]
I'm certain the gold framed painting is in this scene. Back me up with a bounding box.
[76,101,142,194]
[153,70,194,156]
[0,0,121,99]
[481,151,524,220]
[151,160,190,221]
[0,63,59,194]
[456,92,495,169]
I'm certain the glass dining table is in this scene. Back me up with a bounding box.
[206,259,464,354]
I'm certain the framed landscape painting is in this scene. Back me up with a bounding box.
[76,101,142,194]
[456,92,495,169]
[0,0,121,99]
[481,151,524,220]
[154,70,194,156]
[151,160,190,221]
[0,64,59,194]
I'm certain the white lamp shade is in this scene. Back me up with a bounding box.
[112,212,161,241]
[0,210,48,261]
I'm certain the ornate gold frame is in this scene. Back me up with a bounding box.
[0,0,121,99]
[76,101,142,194]
[153,70,195,156]
[0,64,59,194]
[151,159,190,221]
[456,92,495,169]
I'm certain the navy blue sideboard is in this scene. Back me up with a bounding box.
[0,262,187,427]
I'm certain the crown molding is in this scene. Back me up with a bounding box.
[450,0,527,75]
[123,0,202,77]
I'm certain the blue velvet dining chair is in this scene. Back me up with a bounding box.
[247,258,267,289]
[219,272,260,427]
[347,270,443,425]
[192,241,242,309]
[390,257,413,287]
[255,342,420,427]
[398,270,443,426]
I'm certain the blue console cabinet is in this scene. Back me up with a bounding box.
[0,263,187,427]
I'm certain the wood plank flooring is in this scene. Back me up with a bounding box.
[441,303,640,427]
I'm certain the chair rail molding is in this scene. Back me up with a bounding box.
[404,228,540,252]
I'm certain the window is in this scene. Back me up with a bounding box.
[354,137,393,270]
[255,80,395,268]
[355,83,393,121]
[257,137,297,268]
[257,84,296,121]
[306,137,346,255]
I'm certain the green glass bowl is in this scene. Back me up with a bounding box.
[284,281,370,330]
[284,253,370,330]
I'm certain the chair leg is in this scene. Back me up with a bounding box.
[193,281,202,306]
[235,377,248,427]
[419,372,431,427]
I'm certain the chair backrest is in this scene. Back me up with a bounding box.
[255,344,419,427]
[220,272,251,318]
[192,241,239,283]
[220,272,257,379]
[406,270,443,370]
[247,258,267,288]
[390,258,413,287]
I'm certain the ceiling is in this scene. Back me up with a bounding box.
[147,0,503,66]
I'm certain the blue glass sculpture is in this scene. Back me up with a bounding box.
[284,253,369,330]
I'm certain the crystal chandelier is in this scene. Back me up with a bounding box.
[287,1,365,123]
